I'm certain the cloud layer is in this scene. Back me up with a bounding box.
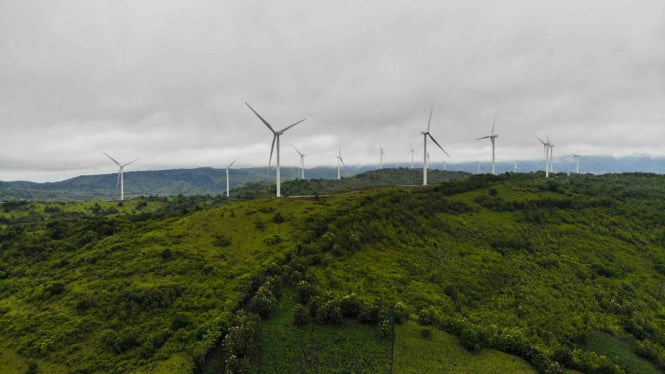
[1,0,663,181]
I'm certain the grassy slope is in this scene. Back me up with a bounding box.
[252,289,392,373]
[393,322,535,373]
[0,196,328,372]
[300,174,665,372]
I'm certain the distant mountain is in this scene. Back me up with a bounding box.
[0,166,468,201]
[2,154,663,201]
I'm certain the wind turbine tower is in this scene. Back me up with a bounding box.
[336,146,344,180]
[573,154,581,174]
[379,141,385,170]
[476,161,481,175]
[225,159,237,198]
[476,120,499,175]
[245,102,305,198]
[513,161,520,173]
[537,137,552,178]
[104,153,138,201]
[420,106,450,186]
[293,145,306,180]
[409,144,415,169]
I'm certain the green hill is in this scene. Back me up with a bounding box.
[1,173,665,373]
[0,167,467,201]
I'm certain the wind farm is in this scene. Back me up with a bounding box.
[1,1,665,373]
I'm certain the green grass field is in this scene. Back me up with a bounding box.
[583,331,659,374]
[393,322,536,373]
[252,289,393,373]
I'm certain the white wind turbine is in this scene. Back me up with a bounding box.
[293,145,306,180]
[245,102,305,198]
[420,106,450,186]
[573,154,581,174]
[442,160,447,171]
[104,153,138,201]
[225,159,238,198]
[476,120,499,175]
[476,161,481,174]
[379,141,385,170]
[537,137,552,178]
[409,143,416,169]
[513,161,520,173]
[336,146,344,180]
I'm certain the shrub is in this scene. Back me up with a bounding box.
[421,329,432,339]
[46,282,65,296]
[171,312,191,330]
[316,298,343,325]
[339,293,362,318]
[161,248,173,260]
[294,304,310,326]
[459,328,486,352]
[377,319,392,338]
[249,286,276,318]
[392,301,409,324]
[417,306,441,326]
[272,212,285,223]
[296,280,317,304]
[213,234,232,248]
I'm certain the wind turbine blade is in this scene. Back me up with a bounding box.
[476,136,491,140]
[292,145,303,156]
[116,171,121,190]
[279,119,305,133]
[245,102,276,133]
[268,135,276,168]
[122,158,139,167]
[427,105,433,132]
[104,152,121,166]
[428,134,450,158]
[536,137,546,145]
[227,158,238,169]
[491,119,496,135]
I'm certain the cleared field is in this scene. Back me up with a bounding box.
[393,321,536,373]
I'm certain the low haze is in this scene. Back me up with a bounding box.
[1,0,663,182]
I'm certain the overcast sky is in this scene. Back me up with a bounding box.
[1,0,663,182]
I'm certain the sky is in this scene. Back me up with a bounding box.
[1,0,663,182]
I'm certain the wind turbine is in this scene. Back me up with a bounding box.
[442,160,447,171]
[336,146,344,180]
[476,161,481,174]
[104,153,138,201]
[549,141,556,175]
[420,106,450,186]
[225,159,238,198]
[379,141,385,170]
[537,137,552,178]
[573,154,581,174]
[293,145,306,180]
[476,120,499,175]
[245,102,305,198]
[409,143,415,169]
[513,161,520,173]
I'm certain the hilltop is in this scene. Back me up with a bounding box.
[1,173,665,373]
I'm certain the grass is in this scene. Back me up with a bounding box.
[583,331,659,374]
[393,322,536,373]
[252,289,393,373]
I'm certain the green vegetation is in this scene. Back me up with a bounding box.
[393,321,536,373]
[2,172,665,373]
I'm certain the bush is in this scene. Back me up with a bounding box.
[421,329,432,339]
[417,306,441,326]
[377,319,392,338]
[392,301,409,324]
[46,282,65,296]
[316,298,343,325]
[249,286,276,318]
[171,312,191,330]
[296,280,317,304]
[339,294,362,318]
[459,328,486,352]
[294,304,310,326]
